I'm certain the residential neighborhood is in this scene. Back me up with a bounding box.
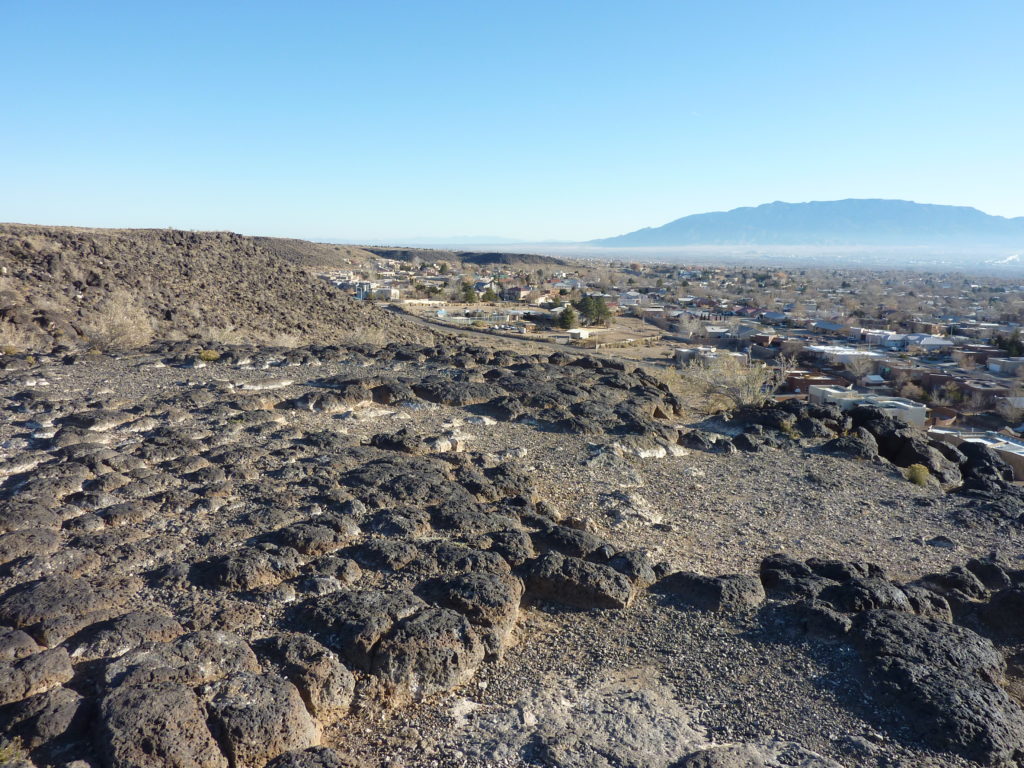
[317,248,1024,465]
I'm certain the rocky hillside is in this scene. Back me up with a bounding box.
[1,338,1024,767]
[361,246,568,267]
[250,238,378,270]
[0,225,429,353]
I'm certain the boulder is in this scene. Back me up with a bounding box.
[524,553,635,610]
[104,631,260,688]
[959,441,1014,492]
[607,549,659,587]
[0,572,142,644]
[254,633,355,725]
[818,577,914,614]
[759,554,832,600]
[207,672,321,768]
[0,684,86,748]
[0,628,41,662]
[821,433,878,460]
[195,545,303,591]
[0,528,60,566]
[98,681,227,768]
[980,588,1024,639]
[264,518,360,556]
[531,524,608,559]
[804,557,883,582]
[370,607,484,705]
[415,572,523,658]
[656,572,765,612]
[297,589,425,671]
[852,610,1024,766]
[892,436,963,489]
[67,610,184,662]
[0,648,73,706]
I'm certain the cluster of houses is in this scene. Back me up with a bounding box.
[321,255,1024,452]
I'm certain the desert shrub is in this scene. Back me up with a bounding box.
[83,290,153,351]
[0,320,36,354]
[0,737,29,764]
[262,331,302,348]
[905,463,931,487]
[198,349,220,362]
[675,355,783,413]
[202,325,247,345]
[779,420,800,440]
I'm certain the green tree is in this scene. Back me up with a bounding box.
[482,287,499,302]
[999,329,1023,357]
[573,296,611,326]
[460,282,478,303]
[439,262,449,274]
[557,305,578,329]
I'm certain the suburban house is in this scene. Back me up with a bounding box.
[987,357,1024,376]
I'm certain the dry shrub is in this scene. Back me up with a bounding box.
[0,320,36,354]
[198,349,221,362]
[0,737,29,763]
[83,290,154,351]
[201,325,248,345]
[905,463,931,487]
[674,355,783,414]
[261,331,302,348]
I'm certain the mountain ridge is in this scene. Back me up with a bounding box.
[592,198,1024,247]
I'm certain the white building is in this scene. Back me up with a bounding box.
[807,386,927,428]
[987,357,1024,376]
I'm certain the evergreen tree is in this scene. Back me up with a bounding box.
[557,305,578,329]
[573,295,611,326]
[482,287,499,302]
[460,282,478,303]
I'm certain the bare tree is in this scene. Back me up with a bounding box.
[996,395,1024,424]
[843,354,876,384]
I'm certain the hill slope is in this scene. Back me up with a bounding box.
[252,237,378,270]
[0,224,429,352]
[593,199,1024,247]
[362,246,568,267]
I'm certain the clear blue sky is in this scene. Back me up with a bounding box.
[3,1,1022,242]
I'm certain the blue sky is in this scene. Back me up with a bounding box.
[3,1,1022,242]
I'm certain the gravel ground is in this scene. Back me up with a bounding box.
[0,347,1020,768]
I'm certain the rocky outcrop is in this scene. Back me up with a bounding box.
[757,552,1024,765]
[1,339,1021,768]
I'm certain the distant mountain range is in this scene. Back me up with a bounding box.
[591,199,1024,247]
